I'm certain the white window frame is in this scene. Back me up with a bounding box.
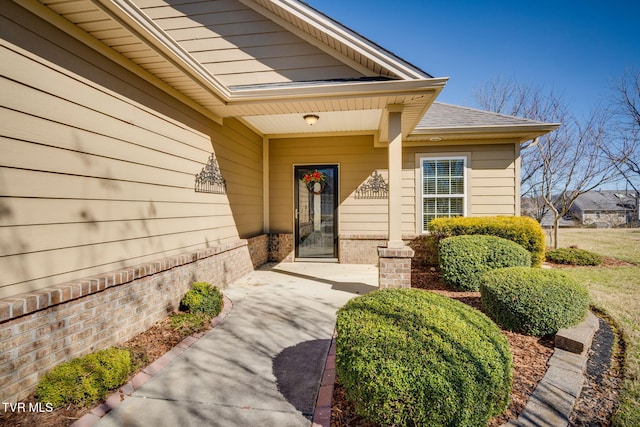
[417,155,469,233]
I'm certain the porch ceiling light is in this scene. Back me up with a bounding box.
[303,114,320,126]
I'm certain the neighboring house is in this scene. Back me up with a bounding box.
[0,0,559,402]
[568,190,639,227]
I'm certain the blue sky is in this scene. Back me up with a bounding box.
[304,1,640,118]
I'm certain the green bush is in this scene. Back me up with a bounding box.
[439,235,531,291]
[480,267,590,336]
[429,216,546,266]
[36,348,132,408]
[336,289,512,427]
[180,282,223,317]
[170,312,211,335]
[546,247,603,266]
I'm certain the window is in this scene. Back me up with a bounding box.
[420,157,466,231]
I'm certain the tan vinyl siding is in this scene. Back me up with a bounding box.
[268,135,386,234]
[0,5,262,298]
[269,138,518,237]
[139,0,364,86]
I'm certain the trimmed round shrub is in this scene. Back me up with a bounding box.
[480,267,590,336]
[36,348,132,408]
[336,289,512,427]
[439,235,531,291]
[546,247,603,266]
[180,282,223,316]
[429,216,546,266]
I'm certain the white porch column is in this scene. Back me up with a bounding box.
[387,104,404,248]
[378,104,414,289]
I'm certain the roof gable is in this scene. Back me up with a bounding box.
[137,0,369,87]
[244,0,432,80]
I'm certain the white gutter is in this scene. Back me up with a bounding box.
[410,124,561,136]
[227,78,449,103]
[521,137,540,150]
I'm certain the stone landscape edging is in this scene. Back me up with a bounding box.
[502,311,600,427]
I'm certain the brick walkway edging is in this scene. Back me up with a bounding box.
[70,296,233,427]
[312,331,337,427]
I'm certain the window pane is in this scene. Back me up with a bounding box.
[423,160,436,177]
[436,161,451,176]
[450,178,464,195]
[451,159,464,176]
[436,178,450,195]
[450,197,464,216]
[424,177,436,194]
[439,200,447,216]
[424,198,435,214]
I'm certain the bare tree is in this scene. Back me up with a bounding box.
[538,105,619,247]
[603,68,640,222]
[473,77,550,222]
[474,76,620,247]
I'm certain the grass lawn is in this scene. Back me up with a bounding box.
[552,228,640,426]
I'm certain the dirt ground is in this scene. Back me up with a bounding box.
[0,317,202,427]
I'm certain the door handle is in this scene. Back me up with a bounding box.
[294,208,298,220]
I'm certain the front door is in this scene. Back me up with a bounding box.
[294,165,338,259]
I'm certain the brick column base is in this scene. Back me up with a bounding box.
[377,246,414,289]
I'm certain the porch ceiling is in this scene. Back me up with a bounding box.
[242,110,383,136]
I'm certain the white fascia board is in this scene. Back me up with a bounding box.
[227,78,449,104]
[245,0,431,80]
[96,0,231,103]
[411,123,561,135]
[407,123,561,143]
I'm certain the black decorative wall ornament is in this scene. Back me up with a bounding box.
[195,153,226,194]
[355,171,388,199]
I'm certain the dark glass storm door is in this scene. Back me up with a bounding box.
[294,165,338,259]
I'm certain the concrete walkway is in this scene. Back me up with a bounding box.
[94,263,378,427]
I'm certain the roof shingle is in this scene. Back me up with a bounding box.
[417,102,550,130]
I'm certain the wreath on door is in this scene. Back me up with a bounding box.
[302,170,326,194]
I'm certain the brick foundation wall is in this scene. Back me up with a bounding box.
[0,239,253,403]
[339,234,388,264]
[268,233,294,262]
[247,234,269,268]
[339,234,431,266]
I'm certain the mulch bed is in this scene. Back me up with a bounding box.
[547,256,636,268]
[0,317,206,427]
[330,267,622,427]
